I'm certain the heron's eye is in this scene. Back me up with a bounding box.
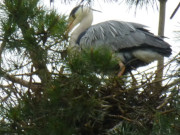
[69,5,80,19]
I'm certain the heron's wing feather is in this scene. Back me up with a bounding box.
[79,20,171,53]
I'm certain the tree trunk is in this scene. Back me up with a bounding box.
[155,0,167,86]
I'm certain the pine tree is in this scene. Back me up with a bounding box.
[0,0,180,135]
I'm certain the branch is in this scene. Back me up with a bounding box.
[0,40,6,59]
[156,82,180,110]
[17,19,51,84]
[170,2,180,19]
[108,114,133,122]
[1,70,39,90]
[164,78,180,90]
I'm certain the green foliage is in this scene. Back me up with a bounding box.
[107,122,145,135]
[1,75,105,134]
[0,0,180,135]
[1,0,66,49]
[68,46,119,76]
[151,113,180,135]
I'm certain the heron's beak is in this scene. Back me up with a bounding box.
[65,17,75,36]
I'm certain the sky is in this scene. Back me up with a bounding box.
[42,0,180,55]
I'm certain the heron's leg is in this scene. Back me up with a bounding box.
[118,61,125,77]
[90,47,94,56]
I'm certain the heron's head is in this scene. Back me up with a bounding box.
[67,5,92,33]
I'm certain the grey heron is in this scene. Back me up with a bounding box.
[67,5,172,76]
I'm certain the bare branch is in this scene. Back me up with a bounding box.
[170,2,180,19]
[1,70,39,90]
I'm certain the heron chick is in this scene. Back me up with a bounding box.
[67,5,172,76]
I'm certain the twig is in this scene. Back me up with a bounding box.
[160,109,176,115]
[1,69,39,90]
[108,114,133,122]
[156,91,178,109]
[164,78,180,90]
[170,2,180,19]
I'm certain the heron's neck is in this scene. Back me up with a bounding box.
[70,12,93,45]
